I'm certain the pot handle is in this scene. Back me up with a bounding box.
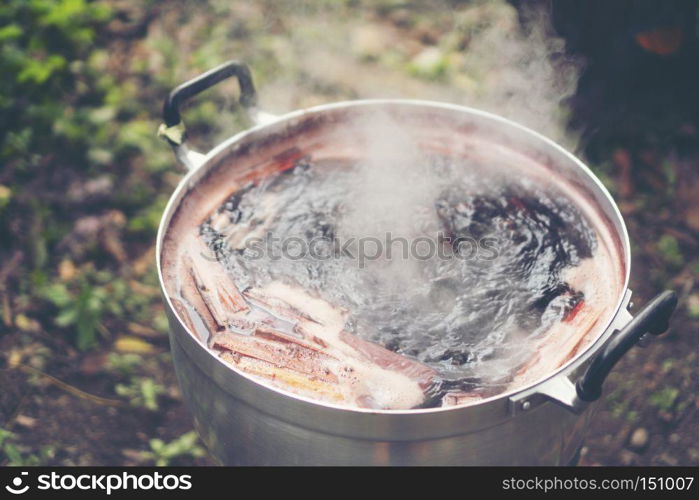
[575,290,677,402]
[158,60,260,171]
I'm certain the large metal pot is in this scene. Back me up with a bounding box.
[156,61,677,465]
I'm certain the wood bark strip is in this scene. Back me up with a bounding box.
[339,330,437,390]
[212,331,338,383]
[219,351,344,402]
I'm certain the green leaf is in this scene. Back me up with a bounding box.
[55,307,78,327]
[657,234,683,268]
[140,378,160,411]
[0,24,23,41]
[649,387,680,411]
[4,443,24,465]
[17,54,67,84]
[76,319,98,350]
[41,283,73,307]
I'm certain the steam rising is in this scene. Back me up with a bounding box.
[313,2,586,306]
[337,112,437,241]
[332,112,445,295]
[177,1,613,406]
[255,1,589,390]
[253,1,582,149]
[460,3,582,149]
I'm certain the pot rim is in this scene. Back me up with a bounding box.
[156,98,631,416]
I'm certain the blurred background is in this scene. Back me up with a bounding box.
[0,0,697,465]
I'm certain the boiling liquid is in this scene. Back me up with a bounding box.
[199,156,599,404]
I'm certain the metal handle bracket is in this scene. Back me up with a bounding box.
[159,60,258,171]
[576,290,677,402]
[508,288,678,415]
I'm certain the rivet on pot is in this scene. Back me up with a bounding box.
[521,401,531,411]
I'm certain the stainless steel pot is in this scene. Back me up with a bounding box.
[156,61,677,465]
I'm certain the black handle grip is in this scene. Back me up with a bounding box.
[160,60,257,144]
[576,290,677,402]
